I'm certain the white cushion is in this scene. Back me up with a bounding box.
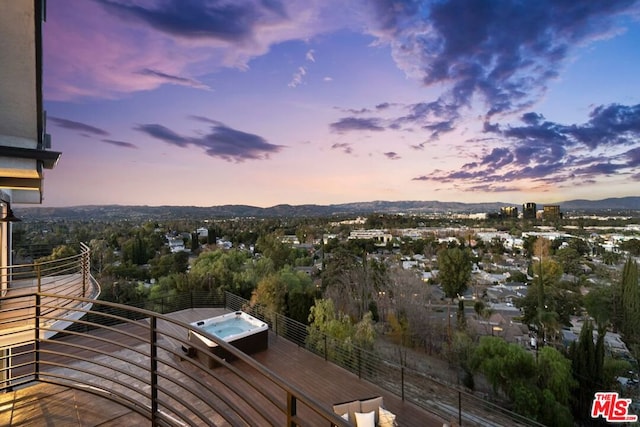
[354,410,375,427]
[379,407,396,427]
[360,396,383,424]
[341,412,349,421]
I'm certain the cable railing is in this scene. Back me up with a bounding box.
[226,293,545,427]
[0,291,349,427]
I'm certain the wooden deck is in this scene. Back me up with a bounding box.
[1,308,448,426]
[165,309,448,426]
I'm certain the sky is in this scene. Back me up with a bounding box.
[41,0,640,208]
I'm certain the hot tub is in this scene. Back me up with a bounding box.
[188,311,268,367]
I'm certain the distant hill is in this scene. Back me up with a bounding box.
[13,197,640,221]
[554,197,640,212]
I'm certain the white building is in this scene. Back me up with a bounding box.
[348,229,393,243]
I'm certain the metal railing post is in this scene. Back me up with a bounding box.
[81,243,89,297]
[36,263,41,293]
[324,335,327,361]
[401,366,405,401]
[287,392,297,427]
[34,294,41,381]
[150,315,159,425]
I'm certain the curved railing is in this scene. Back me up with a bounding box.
[0,292,349,426]
[0,243,99,340]
[2,242,96,298]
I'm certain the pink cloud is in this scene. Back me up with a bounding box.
[44,1,206,100]
[43,0,362,101]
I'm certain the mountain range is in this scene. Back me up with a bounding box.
[14,197,640,221]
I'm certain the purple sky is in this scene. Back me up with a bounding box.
[42,0,640,207]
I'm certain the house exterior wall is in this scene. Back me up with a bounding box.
[0,0,60,205]
[0,0,38,145]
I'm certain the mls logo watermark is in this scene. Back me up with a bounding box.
[591,392,638,423]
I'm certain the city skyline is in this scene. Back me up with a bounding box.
[41,0,640,208]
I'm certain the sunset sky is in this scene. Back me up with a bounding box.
[42,0,640,208]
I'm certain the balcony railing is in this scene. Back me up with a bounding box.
[2,242,95,297]
[0,243,99,343]
[0,291,349,426]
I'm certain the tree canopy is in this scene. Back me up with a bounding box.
[437,246,472,299]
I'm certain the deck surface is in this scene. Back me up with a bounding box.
[0,308,448,426]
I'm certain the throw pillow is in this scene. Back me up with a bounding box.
[360,396,383,424]
[379,407,396,427]
[354,410,375,427]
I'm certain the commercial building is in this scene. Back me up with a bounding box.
[543,204,562,220]
[522,202,537,219]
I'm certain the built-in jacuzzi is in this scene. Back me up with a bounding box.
[188,311,268,367]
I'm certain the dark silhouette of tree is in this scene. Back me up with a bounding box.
[569,319,605,425]
[437,247,472,300]
[621,257,640,343]
[619,238,640,256]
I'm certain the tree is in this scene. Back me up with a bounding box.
[88,238,112,274]
[555,247,583,276]
[447,331,475,389]
[437,247,472,300]
[306,298,354,360]
[190,232,199,252]
[149,251,189,279]
[471,337,536,400]
[250,266,315,324]
[456,299,466,330]
[323,250,385,321]
[122,234,152,265]
[519,239,566,343]
[569,319,605,424]
[255,234,293,270]
[471,337,574,425]
[584,286,613,327]
[508,270,528,283]
[619,238,640,256]
[567,237,590,256]
[251,273,287,316]
[306,298,376,368]
[385,266,432,343]
[36,244,78,263]
[473,300,485,319]
[189,249,253,297]
[602,250,621,265]
[620,257,640,343]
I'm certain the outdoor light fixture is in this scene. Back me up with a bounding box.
[0,201,21,223]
